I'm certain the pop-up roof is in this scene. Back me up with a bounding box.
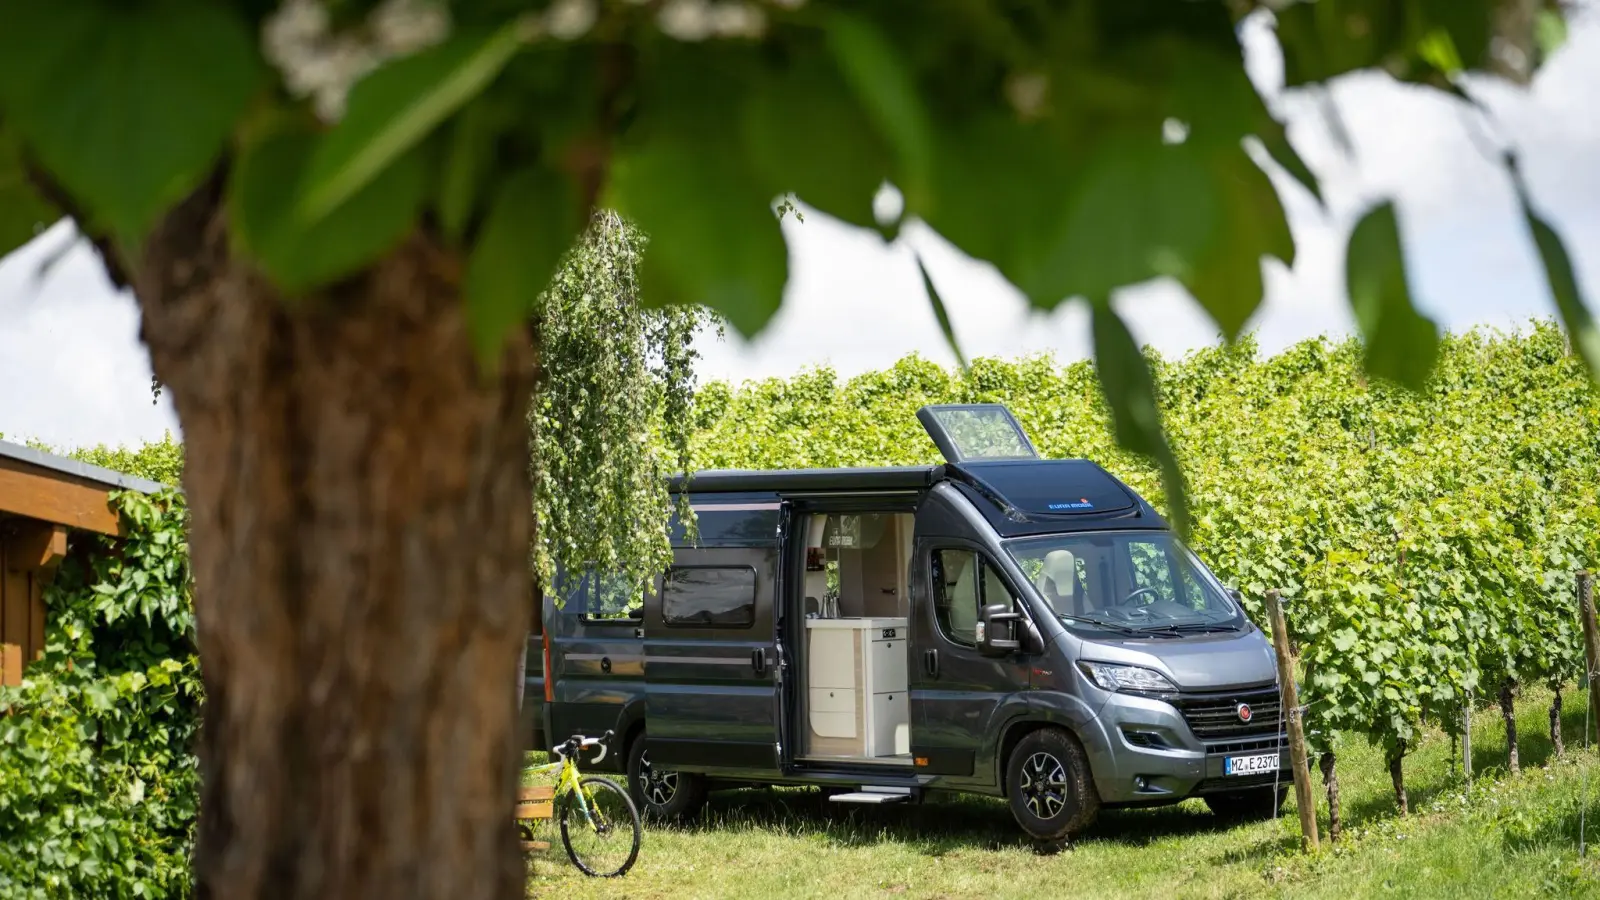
[956,459,1139,519]
[915,404,1038,463]
[918,404,1153,529]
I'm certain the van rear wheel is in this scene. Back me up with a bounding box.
[1005,728,1099,850]
[626,731,706,820]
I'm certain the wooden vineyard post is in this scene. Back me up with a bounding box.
[1580,573,1600,734]
[1265,589,1319,852]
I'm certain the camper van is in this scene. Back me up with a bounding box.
[523,404,1286,846]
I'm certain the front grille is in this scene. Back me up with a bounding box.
[1204,735,1287,755]
[1172,685,1282,743]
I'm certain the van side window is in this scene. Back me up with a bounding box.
[556,569,650,621]
[931,549,1018,647]
[663,566,757,628]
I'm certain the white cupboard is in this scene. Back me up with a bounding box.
[804,617,910,759]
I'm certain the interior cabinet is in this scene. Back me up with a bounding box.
[804,617,910,759]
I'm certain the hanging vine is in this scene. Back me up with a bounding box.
[529,209,710,609]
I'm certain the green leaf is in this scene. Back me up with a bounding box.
[1519,201,1600,382]
[1182,149,1294,340]
[824,12,933,211]
[1535,9,1570,62]
[742,56,892,231]
[609,137,787,337]
[0,0,259,241]
[298,23,525,227]
[464,166,581,366]
[916,253,966,371]
[923,114,1077,288]
[1345,201,1439,390]
[0,124,57,255]
[1091,302,1189,536]
[436,98,501,245]
[1023,138,1220,309]
[1258,119,1323,205]
[228,129,424,292]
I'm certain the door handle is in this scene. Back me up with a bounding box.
[925,648,939,678]
[600,656,612,674]
[752,647,768,675]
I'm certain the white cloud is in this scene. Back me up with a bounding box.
[0,221,179,448]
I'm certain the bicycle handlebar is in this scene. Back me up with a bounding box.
[552,729,614,764]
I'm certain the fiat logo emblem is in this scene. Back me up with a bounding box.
[1236,703,1253,723]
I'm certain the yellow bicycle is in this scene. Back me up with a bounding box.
[523,730,641,877]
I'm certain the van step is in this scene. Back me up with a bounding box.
[829,791,909,805]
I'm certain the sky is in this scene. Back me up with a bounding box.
[2,8,1598,450]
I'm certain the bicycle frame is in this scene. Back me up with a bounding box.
[524,750,604,829]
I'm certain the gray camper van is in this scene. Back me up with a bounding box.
[524,404,1285,846]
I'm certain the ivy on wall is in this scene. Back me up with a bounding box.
[0,487,197,899]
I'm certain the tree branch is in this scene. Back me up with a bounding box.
[23,160,133,290]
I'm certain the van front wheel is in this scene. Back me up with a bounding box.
[1005,728,1099,850]
[626,731,706,820]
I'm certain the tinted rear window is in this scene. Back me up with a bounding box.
[663,566,757,627]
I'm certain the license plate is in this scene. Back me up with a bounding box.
[1224,753,1279,776]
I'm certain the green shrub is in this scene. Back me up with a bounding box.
[0,491,197,899]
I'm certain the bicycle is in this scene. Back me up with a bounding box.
[521,730,642,877]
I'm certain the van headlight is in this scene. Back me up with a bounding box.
[1078,661,1178,694]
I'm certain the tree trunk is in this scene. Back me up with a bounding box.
[1319,750,1340,843]
[1389,745,1407,816]
[1500,680,1520,776]
[1551,686,1564,758]
[133,179,534,900]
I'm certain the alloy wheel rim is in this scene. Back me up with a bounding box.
[1020,751,1069,820]
[639,749,679,807]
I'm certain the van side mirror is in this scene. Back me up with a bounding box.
[977,603,1022,657]
[1227,587,1242,602]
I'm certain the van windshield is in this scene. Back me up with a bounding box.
[1004,532,1244,636]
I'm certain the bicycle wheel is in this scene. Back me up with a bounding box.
[558,776,641,877]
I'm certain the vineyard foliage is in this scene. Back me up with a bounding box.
[691,321,1599,758]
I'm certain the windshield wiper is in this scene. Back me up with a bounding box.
[1057,614,1171,637]
[1135,622,1240,635]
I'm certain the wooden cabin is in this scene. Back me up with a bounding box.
[0,440,165,686]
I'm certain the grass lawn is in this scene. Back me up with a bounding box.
[526,687,1600,898]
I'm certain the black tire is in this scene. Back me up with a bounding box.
[1004,728,1100,850]
[626,731,707,820]
[1204,786,1287,821]
[559,776,641,877]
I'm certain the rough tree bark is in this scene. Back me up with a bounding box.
[1319,751,1340,843]
[1551,685,1564,758]
[1500,680,1520,776]
[132,175,534,900]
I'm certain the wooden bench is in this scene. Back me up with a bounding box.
[516,784,555,852]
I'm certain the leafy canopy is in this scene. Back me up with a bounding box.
[0,0,1586,530]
